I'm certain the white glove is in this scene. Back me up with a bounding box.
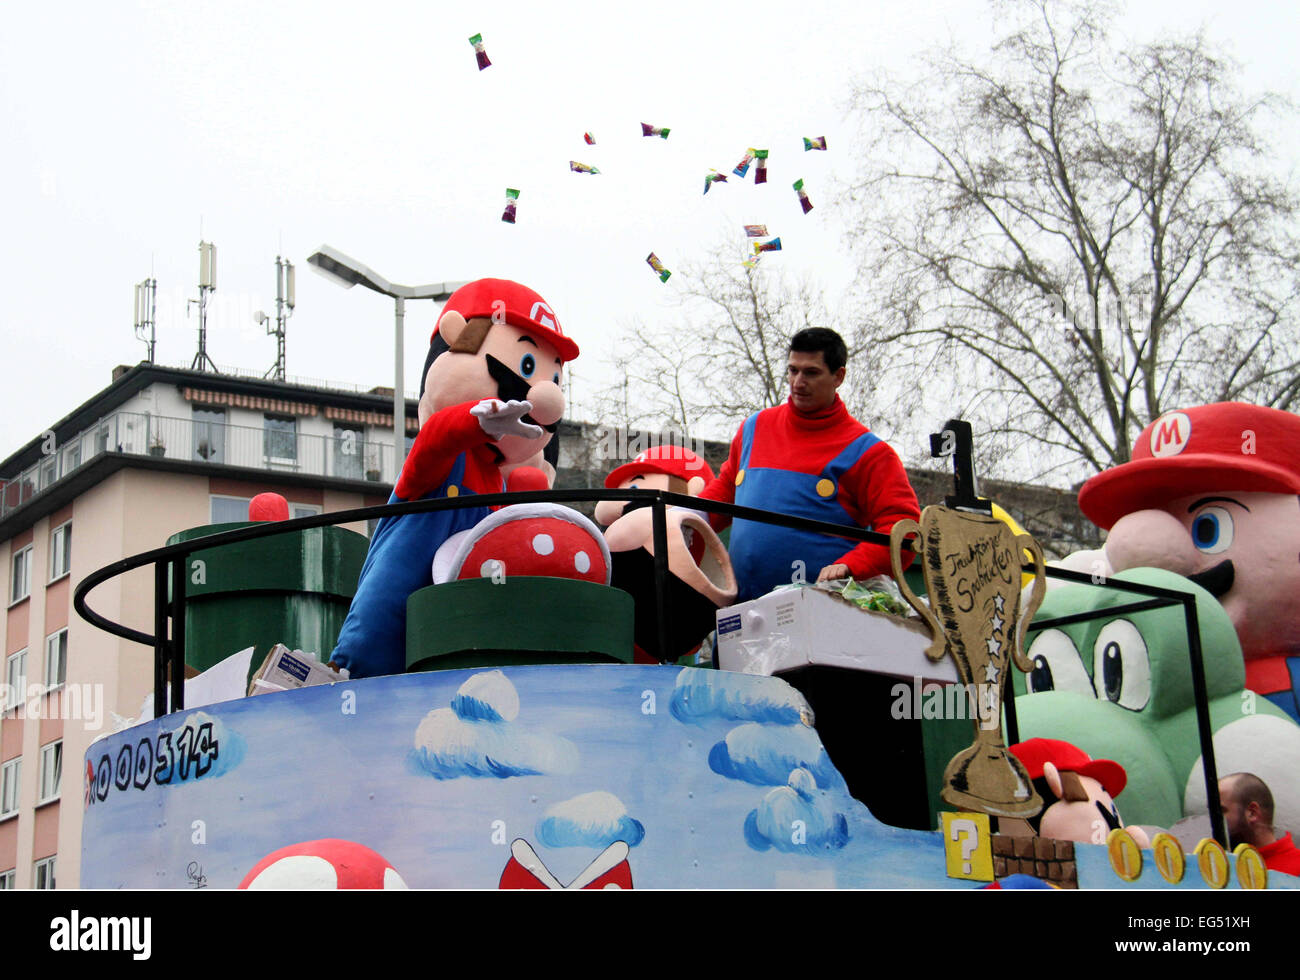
[471,399,542,440]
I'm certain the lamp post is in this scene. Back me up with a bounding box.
[307,245,465,481]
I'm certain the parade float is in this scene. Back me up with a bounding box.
[71,279,1299,889]
[71,438,1298,890]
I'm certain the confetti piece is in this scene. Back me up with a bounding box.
[803,136,827,151]
[646,252,672,282]
[793,178,813,214]
[733,148,755,178]
[584,132,596,145]
[570,161,601,175]
[641,122,671,139]
[502,187,519,224]
[754,149,769,185]
[743,224,768,237]
[752,236,782,254]
[468,33,491,71]
[703,170,728,195]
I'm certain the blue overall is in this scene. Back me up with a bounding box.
[330,454,493,679]
[728,413,881,601]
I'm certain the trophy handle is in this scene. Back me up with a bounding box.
[890,520,946,662]
[1011,532,1046,673]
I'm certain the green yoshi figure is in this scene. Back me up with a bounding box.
[1013,568,1300,834]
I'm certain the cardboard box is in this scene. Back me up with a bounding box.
[715,586,959,684]
[248,644,348,696]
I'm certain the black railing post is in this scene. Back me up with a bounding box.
[1184,596,1225,846]
[153,561,168,721]
[170,551,187,713]
[651,495,671,664]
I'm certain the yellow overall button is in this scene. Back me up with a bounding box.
[816,478,835,498]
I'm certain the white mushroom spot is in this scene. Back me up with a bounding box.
[532,534,555,556]
[479,559,504,578]
[574,551,591,574]
[245,855,338,890]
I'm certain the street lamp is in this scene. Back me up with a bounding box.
[307,245,466,482]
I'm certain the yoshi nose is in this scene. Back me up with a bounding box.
[526,379,564,427]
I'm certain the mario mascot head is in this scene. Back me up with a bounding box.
[420,278,578,479]
[1077,403,1300,677]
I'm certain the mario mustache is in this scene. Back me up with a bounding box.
[485,355,558,434]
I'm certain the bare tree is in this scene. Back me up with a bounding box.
[842,0,1300,485]
[598,239,836,441]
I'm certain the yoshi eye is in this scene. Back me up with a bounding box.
[518,353,536,378]
[1025,629,1094,696]
[1190,506,1234,555]
[1092,619,1151,711]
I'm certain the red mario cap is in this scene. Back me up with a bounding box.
[604,445,715,488]
[1078,403,1300,530]
[433,278,579,362]
[1010,738,1127,799]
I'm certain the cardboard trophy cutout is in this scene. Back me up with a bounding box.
[891,506,1046,817]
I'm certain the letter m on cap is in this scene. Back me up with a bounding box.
[529,301,556,330]
[1150,411,1191,458]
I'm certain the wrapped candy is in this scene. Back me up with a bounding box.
[754,149,769,184]
[584,132,596,145]
[646,252,671,282]
[742,256,761,270]
[468,33,491,71]
[570,161,601,175]
[793,178,813,214]
[501,188,519,224]
[803,136,827,151]
[732,148,756,178]
[641,122,671,139]
[752,237,782,254]
[743,224,768,238]
[703,170,728,195]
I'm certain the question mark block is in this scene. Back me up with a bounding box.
[942,811,994,882]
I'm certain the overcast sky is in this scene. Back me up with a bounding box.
[2,0,1296,476]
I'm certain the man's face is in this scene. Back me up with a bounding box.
[1219,780,1249,845]
[787,350,845,413]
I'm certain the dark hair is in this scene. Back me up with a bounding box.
[789,327,847,373]
[1223,772,1275,824]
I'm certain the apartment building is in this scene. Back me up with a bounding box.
[0,362,419,889]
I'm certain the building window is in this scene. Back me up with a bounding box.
[210,495,252,524]
[38,742,61,803]
[291,504,320,520]
[10,545,32,604]
[0,759,19,817]
[40,455,56,490]
[193,407,227,464]
[264,415,298,462]
[4,650,26,711]
[33,857,55,890]
[50,522,71,581]
[45,630,67,690]
[333,425,364,480]
[0,870,13,889]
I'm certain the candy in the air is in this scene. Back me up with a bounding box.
[646,252,671,282]
[754,149,769,184]
[743,224,768,238]
[803,136,827,151]
[732,148,755,178]
[794,178,813,214]
[468,33,491,71]
[570,161,601,175]
[502,188,519,224]
[641,122,671,139]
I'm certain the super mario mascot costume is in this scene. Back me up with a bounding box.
[1076,403,1300,721]
[697,397,920,601]
[329,279,577,679]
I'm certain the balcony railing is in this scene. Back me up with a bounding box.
[0,412,400,520]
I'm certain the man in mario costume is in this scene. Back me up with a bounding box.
[1076,403,1300,720]
[697,327,920,601]
[329,278,577,679]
